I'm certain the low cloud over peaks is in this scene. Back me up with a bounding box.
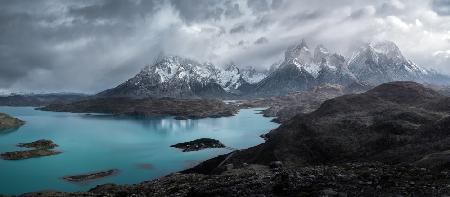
[1,0,450,93]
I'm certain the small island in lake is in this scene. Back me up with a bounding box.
[17,139,58,149]
[1,139,61,160]
[62,169,120,182]
[171,138,226,152]
[0,113,24,130]
[1,149,61,160]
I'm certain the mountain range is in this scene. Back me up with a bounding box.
[98,40,450,98]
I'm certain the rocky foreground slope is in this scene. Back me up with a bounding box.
[18,81,450,196]
[20,163,450,196]
[192,81,450,169]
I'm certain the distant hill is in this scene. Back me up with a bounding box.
[0,93,89,107]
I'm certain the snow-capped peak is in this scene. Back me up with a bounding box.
[282,40,321,77]
[368,40,406,63]
[347,40,432,85]
[131,56,264,93]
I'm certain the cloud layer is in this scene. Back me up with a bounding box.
[1,0,450,93]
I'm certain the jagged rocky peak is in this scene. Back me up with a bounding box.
[314,44,330,63]
[349,40,409,67]
[284,39,313,65]
[281,39,322,78]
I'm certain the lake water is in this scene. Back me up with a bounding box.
[0,107,278,195]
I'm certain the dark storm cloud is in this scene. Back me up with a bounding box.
[432,0,450,15]
[247,0,270,13]
[0,3,57,85]
[271,0,283,9]
[170,0,242,22]
[68,0,157,21]
[230,25,246,34]
[254,37,269,44]
[350,7,376,19]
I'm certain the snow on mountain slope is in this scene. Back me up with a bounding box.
[241,66,267,84]
[98,56,260,98]
[97,40,450,99]
[283,40,321,77]
[348,41,431,85]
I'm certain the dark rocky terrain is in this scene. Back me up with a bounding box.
[18,163,450,197]
[192,81,450,169]
[171,138,226,152]
[0,93,88,107]
[0,113,24,130]
[38,97,238,119]
[1,139,60,160]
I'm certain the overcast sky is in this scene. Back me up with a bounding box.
[1,0,450,93]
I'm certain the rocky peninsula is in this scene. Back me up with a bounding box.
[39,97,238,119]
[0,113,24,130]
[171,138,226,152]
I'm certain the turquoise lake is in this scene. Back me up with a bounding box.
[0,107,278,195]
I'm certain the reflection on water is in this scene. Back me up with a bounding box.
[0,106,278,195]
[0,128,20,136]
[82,114,200,134]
